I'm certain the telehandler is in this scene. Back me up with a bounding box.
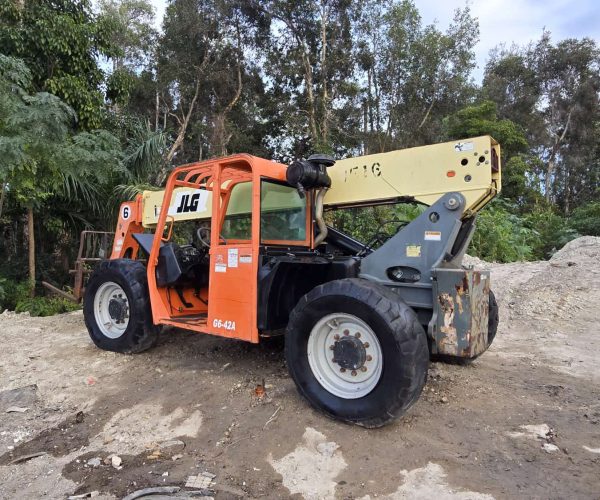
[84,136,500,427]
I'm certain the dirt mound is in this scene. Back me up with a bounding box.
[471,237,600,326]
[550,236,600,263]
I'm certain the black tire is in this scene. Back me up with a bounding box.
[83,259,159,353]
[487,290,499,347]
[285,278,429,428]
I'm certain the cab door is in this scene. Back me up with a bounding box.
[207,180,259,342]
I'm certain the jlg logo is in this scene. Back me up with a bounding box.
[176,193,201,213]
[168,189,209,216]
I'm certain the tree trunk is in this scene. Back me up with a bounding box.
[165,78,202,165]
[27,205,35,297]
[545,157,556,203]
[319,0,329,147]
[155,90,160,131]
[545,108,573,202]
[0,182,6,220]
[302,51,318,143]
[211,60,243,157]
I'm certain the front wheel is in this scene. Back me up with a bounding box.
[285,278,429,428]
[83,259,159,353]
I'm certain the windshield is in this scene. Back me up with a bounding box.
[260,180,307,243]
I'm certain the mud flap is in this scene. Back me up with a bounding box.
[430,268,490,358]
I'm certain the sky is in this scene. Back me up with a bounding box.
[148,0,600,81]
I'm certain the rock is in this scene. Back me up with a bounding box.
[87,457,101,467]
[440,396,449,404]
[542,443,559,453]
[583,445,600,454]
[122,487,180,500]
[172,454,183,461]
[0,385,38,408]
[186,474,214,489]
[159,439,185,452]
[317,442,339,458]
[111,455,122,468]
[5,406,28,413]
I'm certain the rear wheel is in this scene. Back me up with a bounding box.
[487,290,499,346]
[285,278,429,428]
[84,259,159,353]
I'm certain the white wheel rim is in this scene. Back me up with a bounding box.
[307,313,383,399]
[93,282,130,339]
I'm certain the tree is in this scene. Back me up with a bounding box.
[0,55,122,294]
[98,0,158,110]
[97,0,156,71]
[357,1,479,153]
[483,33,600,213]
[263,0,358,157]
[155,0,270,169]
[0,0,123,129]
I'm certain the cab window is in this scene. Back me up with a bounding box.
[260,180,307,243]
[221,182,251,240]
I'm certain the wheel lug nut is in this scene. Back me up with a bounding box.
[355,332,361,338]
[343,329,349,336]
[361,366,367,372]
[332,358,337,363]
[364,342,370,348]
[351,370,357,376]
[366,355,372,361]
[340,368,346,373]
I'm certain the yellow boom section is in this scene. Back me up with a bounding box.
[327,135,501,215]
[140,136,500,227]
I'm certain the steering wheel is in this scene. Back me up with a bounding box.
[196,227,227,248]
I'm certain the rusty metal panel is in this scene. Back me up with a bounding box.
[431,268,490,358]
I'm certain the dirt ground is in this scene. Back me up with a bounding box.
[1,236,599,500]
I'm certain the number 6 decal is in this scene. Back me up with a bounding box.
[122,205,131,220]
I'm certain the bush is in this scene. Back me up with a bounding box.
[0,278,80,316]
[325,203,426,246]
[470,200,537,262]
[14,296,80,317]
[0,279,31,311]
[570,201,600,236]
[523,206,578,259]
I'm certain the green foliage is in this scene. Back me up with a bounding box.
[570,201,600,236]
[326,203,426,248]
[444,100,528,157]
[0,279,30,312]
[0,0,121,129]
[106,68,135,106]
[0,277,80,316]
[469,200,537,262]
[523,206,579,259]
[15,296,81,317]
[0,55,123,210]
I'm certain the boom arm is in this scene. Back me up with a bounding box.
[326,135,501,216]
[136,135,500,228]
